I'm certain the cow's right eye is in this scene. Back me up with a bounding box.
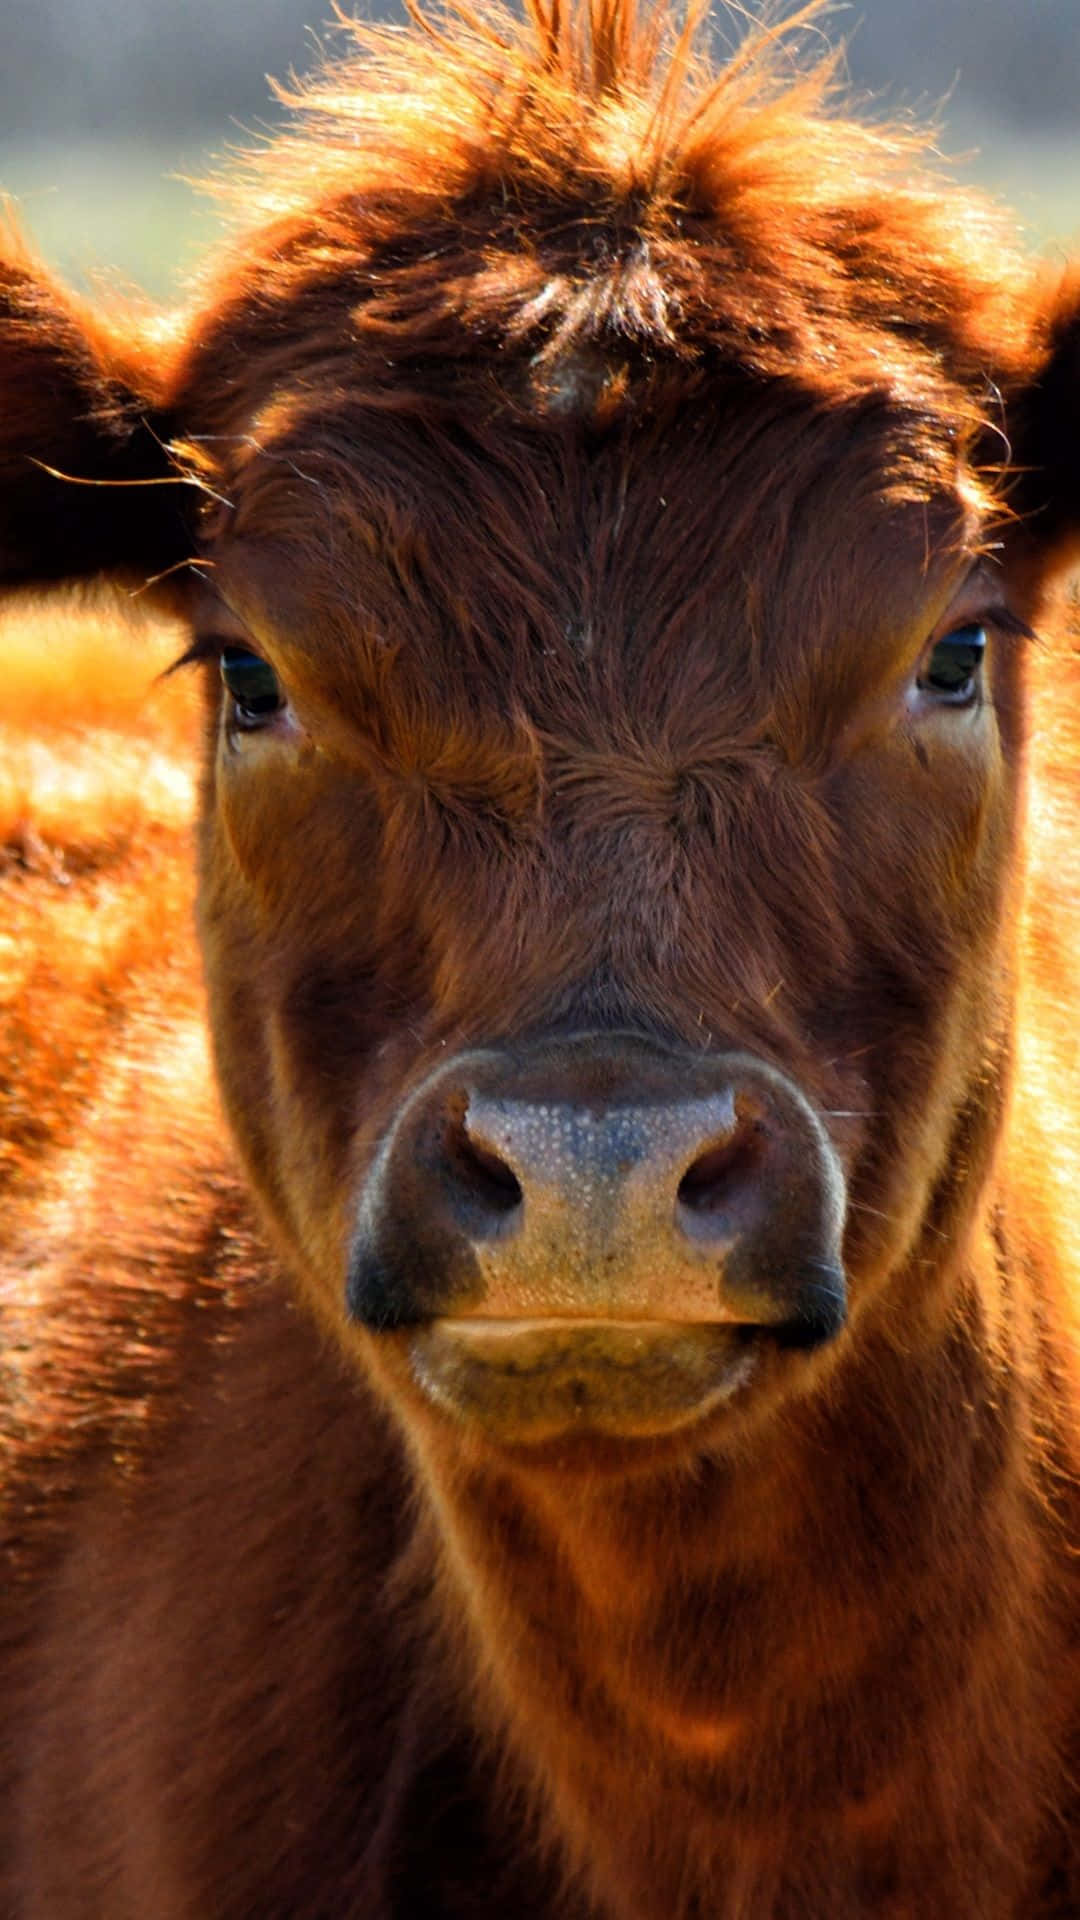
[917,624,987,704]
[220,648,283,728]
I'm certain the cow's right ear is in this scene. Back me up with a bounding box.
[0,242,195,591]
[1002,266,1080,579]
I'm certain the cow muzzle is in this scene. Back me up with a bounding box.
[348,1034,847,1445]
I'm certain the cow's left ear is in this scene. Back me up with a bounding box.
[1003,267,1080,577]
[0,240,195,591]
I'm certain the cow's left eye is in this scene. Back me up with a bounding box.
[918,624,987,703]
[220,647,283,727]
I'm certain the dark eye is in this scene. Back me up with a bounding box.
[918,624,987,704]
[220,647,283,727]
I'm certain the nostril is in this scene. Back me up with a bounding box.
[444,1117,523,1219]
[677,1125,765,1216]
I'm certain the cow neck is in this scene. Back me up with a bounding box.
[407,1275,1068,1918]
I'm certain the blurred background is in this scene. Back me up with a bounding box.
[1,0,1078,297]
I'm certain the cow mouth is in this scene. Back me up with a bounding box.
[399,1313,820,1448]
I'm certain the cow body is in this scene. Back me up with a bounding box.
[3,3,1080,1914]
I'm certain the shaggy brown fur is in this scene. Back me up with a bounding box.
[2,3,1080,1914]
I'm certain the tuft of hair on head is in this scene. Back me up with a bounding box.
[210,0,899,232]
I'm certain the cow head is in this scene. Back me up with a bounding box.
[2,7,1079,1468]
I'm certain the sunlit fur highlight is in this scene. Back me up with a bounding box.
[1,3,1080,1915]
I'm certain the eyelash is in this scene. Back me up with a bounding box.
[914,605,1033,707]
[165,634,286,732]
[167,631,230,675]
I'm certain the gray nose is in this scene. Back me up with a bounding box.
[348,1035,846,1344]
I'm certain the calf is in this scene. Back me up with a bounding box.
[2,2,1080,1914]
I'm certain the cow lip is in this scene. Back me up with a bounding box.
[421,1314,750,1358]
[401,1316,765,1445]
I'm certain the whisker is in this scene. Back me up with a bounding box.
[28,457,235,512]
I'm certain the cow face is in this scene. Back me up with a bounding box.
[176,381,1040,1460]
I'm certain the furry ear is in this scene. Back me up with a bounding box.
[0,243,194,590]
[1004,267,1080,576]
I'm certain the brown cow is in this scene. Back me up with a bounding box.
[2,2,1080,1914]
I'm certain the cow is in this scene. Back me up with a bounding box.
[2,1,1079,1913]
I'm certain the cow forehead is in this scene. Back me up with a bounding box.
[205,378,979,698]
